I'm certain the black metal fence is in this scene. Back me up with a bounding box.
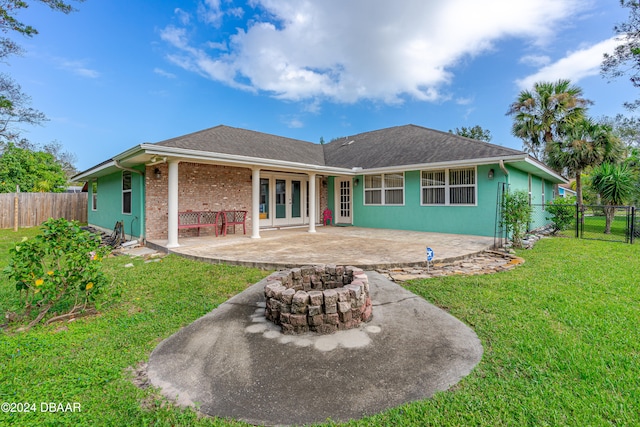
[529,203,556,234]
[578,205,636,243]
[529,203,637,244]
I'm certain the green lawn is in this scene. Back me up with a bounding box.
[557,214,632,242]
[580,215,631,241]
[1,228,639,426]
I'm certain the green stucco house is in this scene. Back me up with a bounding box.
[73,124,566,247]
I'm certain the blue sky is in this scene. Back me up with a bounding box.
[6,0,635,171]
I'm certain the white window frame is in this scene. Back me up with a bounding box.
[91,179,98,211]
[421,170,446,205]
[421,167,477,206]
[363,173,405,206]
[541,179,545,210]
[122,171,132,215]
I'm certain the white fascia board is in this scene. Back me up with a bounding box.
[137,144,353,175]
[357,155,528,175]
[114,144,146,161]
[521,157,568,183]
[71,160,117,181]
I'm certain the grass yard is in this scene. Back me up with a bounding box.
[580,215,632,241]
[557,213,634,242]
[1,228,639,426]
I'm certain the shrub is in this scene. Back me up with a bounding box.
[546,196,576,233]
[3,218,111,329]
[502,190,532,248]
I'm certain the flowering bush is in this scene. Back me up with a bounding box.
[3,218,111,328]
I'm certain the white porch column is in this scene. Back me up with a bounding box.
[251,167,261,239]
[166,160,180,248]
[308,173,316,233]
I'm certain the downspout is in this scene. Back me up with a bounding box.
[114,160,145,242]
[499,159,509,183]
[139,171,145,243]
[114,160,144,176]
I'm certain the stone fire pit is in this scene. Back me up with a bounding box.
[264,265,373,334]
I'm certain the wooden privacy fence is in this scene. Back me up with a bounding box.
[0,192,88,229]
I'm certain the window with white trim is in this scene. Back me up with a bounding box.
[421,170,445,204]
[421,167,476,205]
[364,173,404,205]
[122,171,132,214]
[541,179,545,210]
[91,179,98,211]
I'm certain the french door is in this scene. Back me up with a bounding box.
[260,174,309,227]
[335,178,352,224]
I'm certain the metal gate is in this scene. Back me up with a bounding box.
[578,205,636,244]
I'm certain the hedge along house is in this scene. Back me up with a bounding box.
[73,124,566,247]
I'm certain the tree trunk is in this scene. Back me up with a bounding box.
[575,171,583,208]
[575,171,585,229]
[603,205,615,234]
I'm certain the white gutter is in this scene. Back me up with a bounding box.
[132,144,353,175]
[522,157,567,183]
[76,143,567,184]
[72,160,117,181]
[114,160,144,176]
[356,154,528,175]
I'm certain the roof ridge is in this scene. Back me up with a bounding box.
[154,124,226,145]
[154,124,318,146]
[221,125,317,145]
[407,124,524,154]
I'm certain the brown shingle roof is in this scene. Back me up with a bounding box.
[322,124,524,169]
[152,124,525,169]
[154,125,326,166]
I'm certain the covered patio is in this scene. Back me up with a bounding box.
[146,226,495,270]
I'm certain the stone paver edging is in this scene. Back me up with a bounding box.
[378,250,524,282]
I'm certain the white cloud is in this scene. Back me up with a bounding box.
[516,37,621,90]
[227,7,244,18]
[57,58,100,78]
[154,68,176,78]
[283,116,304,128]
[174,8,191,25]
[160,25,190,50]
[161,0,585,104]
[197,0,230,27]
[519,54,551,67]
[206,41,228,51]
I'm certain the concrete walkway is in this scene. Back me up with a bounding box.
[147,272,483,426]
[148,226,495,269]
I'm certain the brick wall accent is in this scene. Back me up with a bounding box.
[319,176,329,219]
[145,163,330,241]
[145,162,253,240]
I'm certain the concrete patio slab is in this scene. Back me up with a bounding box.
[148,226,495,269]
[147,271,483,426]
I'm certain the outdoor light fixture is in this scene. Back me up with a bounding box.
[488,169,495,180]
[354,178,360,186]
[154,168,161,179]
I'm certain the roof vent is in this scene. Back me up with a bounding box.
[341,140,355,146]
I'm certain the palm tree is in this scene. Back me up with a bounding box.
[507,79,591,161]
[590,163,635,234]
[546,118,625,210]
